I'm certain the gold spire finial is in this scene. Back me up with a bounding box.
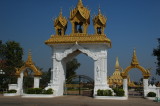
[77,0,83,7]
[131,48,139,66]
[26,50,33,65]
[59,8,62,16]
[98,5,101,14]
[115,57,120,70]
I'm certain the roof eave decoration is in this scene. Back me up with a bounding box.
[45,34,111,47]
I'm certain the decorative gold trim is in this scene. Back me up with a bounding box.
[121,49,150,79]
[15,51,42,77]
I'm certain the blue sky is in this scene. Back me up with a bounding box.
[0,0,160,81]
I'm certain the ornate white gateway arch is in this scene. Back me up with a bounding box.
[45,0,112,96]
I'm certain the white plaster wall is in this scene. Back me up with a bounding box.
[147,85,160,97]
[34,77,40,88]
[8,84,18,90]
[48,43,111,96]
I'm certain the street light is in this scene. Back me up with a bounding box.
[0,69,5,75]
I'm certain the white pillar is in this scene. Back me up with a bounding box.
[157,88,160,97]
[143,78,149,97]
[94,56,111,96]
[16,72,24,95]
[17,77,22,94]
[143,78,148,90]
[51,59,65,96]
[50,48,55,84]
[34,77,40,88]
[123,78,128,97]
[17,77,21,89]
[17,77,21,95]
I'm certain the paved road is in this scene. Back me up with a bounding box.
[0,95,159,106]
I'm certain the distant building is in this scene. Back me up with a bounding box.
[107,57,136,87]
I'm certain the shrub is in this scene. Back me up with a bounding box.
[26,88,35,94]
[7,89,17,93]
[43,88,53,94]
[97,89,103,96]
[113,88,124,96]
[26,88,43,94]
[34,88,43,94]
[147,92,156,97]
[26,88,53,94]
[103,90,112,96]
[97,89,112,96]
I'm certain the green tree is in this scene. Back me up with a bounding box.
[0,40,24,89]
[0,41,7,91]
[40,68,51,88]
[66,58,80,82]
[0,40,5,60]
[153,38,160,76]
[5,41,24,68]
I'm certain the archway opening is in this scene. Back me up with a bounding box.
[76,54,94,79]
[23,68,34,92]
[127,69,144,97]
[63,50,94,96]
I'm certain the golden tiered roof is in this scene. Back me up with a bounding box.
[93,8,107,27]
[131,48,139,66]
[108,57,123,86]
[70,0,90,23]
[25,50,33,65]
[113,57,122,77]
[45,0,111,47]
[54,9,67,27]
